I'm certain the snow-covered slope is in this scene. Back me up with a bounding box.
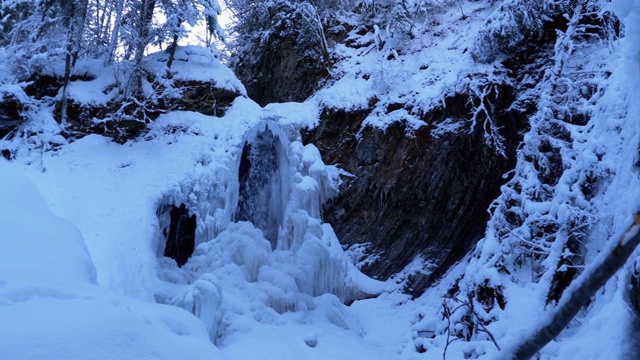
[409,1,640,359]
[0,162,222,360]
[2,0,640,359]
[1,93,392,359]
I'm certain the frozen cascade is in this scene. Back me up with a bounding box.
[190,274,223,342]
[233,120,343,252]
[155,167,239,258]
[155,118,386,343]
[235,123,291,248]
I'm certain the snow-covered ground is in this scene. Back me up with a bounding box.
[1,93,401,359]
[2,0,640,359]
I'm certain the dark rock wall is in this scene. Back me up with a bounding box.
[234,39,327,106]
[304,94,524,296]
[0,87,30,138]
[162,204,197,267]
[231,2,329,106]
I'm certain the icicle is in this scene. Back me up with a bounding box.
[235,122,293,248]
[191,274,223,343]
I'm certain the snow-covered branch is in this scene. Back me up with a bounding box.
[503,215,640,359]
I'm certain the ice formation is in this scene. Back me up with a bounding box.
[0,161,222,360]
[236,122,292,248]
[154,115,384,343]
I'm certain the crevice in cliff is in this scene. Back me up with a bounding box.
[158,203,197,267]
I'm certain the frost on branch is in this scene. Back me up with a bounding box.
[468,0,622,305]
[471,0,569,64]
[505,215,640,359]
[415,2,627,356]
[454,69,514,157]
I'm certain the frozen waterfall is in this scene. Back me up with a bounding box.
[154,119,385,343]
[235,123,291,248]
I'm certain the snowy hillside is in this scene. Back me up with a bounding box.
[0,95,395,359]
[2,0,640,359]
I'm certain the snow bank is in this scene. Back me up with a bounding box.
[145,45,246,95]
[0,160,222,360]
[0,161,96,285]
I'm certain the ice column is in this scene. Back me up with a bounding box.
[235,123,292,248]
[191,274,223,343]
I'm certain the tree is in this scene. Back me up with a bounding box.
[130,0,157,98]
[504,215,640,359]
[59,0,89,124]
[103,0,126,64]
[199,0,225,43]
[1,0,89,123]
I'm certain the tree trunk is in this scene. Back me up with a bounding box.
[60,39,73,125]
[131,0,156,99]
[166,16,182,69]
[106,0,124,65]
[59,0,88,124]
[503,214,640,359]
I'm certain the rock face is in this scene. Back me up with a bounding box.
[231,2,329,106]
[0,46,244,144]
[167,80,240,117]
[304,94,524,296]
[235,40,325,106]
[61,77,242,143]
[0,85,30,139]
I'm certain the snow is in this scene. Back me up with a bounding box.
[0,160,221,360]
[67,59,121,106]
[262,101,320,128]
[3,1,640,359]
[0,84,31,108]
[314,76,375,110]
[0,162,96,286]
[144,45,246,95]
[1,88,389,359]
[312,1,494,133]
[409,1,640,359]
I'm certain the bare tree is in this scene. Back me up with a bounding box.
[503,214,640,359]
[105,0,125,65]
[59,0,89,124]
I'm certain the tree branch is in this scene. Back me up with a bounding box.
[502,213,640,359]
